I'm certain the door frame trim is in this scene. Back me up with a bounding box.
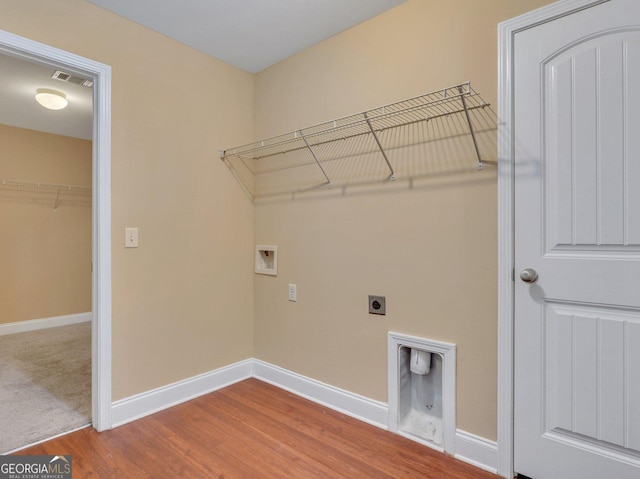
[497,0,610,477]
[0,30,113,431]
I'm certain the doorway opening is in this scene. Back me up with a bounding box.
[0,29,112,450]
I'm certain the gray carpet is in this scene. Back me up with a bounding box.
[0,322,91,453]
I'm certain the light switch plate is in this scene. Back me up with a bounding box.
[125,227,138,248]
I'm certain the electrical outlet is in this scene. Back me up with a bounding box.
[368,295,386,315]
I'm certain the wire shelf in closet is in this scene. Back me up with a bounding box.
[221,82,497,198]
[2,178,91,193]
[1,178,92,210]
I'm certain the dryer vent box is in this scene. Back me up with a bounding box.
[255,245,277,275]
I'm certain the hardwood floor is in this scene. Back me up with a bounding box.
[18,379,499,478]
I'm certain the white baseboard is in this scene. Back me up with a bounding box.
[109,358,497,474]
[252,359,388,429]
[0,312,92,336]
[111,359,253,427]
[454,429,498,474]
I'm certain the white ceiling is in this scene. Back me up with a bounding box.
[87,0,407,73]
[1,0,406,140]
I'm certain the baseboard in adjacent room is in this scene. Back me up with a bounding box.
[0,312,92,336]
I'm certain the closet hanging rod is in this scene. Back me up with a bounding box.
[220,82,488,161]
[1,178,92,193]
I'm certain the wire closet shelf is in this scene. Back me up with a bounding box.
[221,81,492,194]
[1,178,91,193]
[1,178,92,210]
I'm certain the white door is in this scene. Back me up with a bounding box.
[514,1,640,478]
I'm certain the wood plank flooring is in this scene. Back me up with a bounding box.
[17,379,499,478]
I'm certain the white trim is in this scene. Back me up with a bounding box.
[111,359,253,427]
[0,30,112,432]
[90,41,113,434]
[0,312,92,336]
[252,359,388,429]
[387,332,456,455]
[455,430,498,475]
[496,1,609,477]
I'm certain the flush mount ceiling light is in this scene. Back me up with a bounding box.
[35,88,68,110]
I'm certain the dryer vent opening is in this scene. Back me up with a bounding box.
[388,333,456,453]
[398,346,443,445]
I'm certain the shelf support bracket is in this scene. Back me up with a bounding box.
[364,112,396,180]
[458,85,484,170]
[299,131,332,189]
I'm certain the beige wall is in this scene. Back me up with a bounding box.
[252,0,553,440]
[0,0,255,400]
[0,125,91,324]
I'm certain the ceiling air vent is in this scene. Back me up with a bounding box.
[52,70,93,88]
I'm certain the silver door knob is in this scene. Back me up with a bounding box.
[520,268,538,283]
